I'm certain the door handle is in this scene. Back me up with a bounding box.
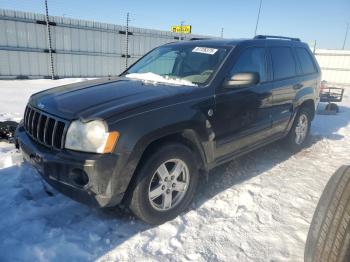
[293,84,303,90]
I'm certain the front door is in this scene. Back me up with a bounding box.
[212,46,274,161]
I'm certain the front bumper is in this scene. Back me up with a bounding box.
[16,125,124,207]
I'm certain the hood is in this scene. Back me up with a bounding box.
[29,77,198,121]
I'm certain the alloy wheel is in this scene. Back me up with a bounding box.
[295,114,308,145]
[148,159,190,211]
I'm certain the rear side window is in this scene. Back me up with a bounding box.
[296,48,317,74]
[230,47,267,82]
[270,47,296,80]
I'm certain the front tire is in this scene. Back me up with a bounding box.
[285,107,312,151]
[129,143,199,225]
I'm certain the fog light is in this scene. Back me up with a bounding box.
[69,168,89,187]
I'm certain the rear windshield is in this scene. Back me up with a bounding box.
[125,45,231,86]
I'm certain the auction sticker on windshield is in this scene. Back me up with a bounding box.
[192,47,218,55]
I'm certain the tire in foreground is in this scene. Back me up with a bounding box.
[305,165,350,262]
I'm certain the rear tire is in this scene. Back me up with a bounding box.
[129,143,199,225]
[285,106,312,151]
[305,166,350,262]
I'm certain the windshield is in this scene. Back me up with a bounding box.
[125,45,230,86]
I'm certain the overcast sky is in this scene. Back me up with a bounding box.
[0,0,349,49]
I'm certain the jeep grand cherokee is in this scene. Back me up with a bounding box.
[16,35,321,224]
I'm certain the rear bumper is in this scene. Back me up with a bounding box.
[16,124,124,207]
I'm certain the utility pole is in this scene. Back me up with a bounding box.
[44,0,55,80]
[221,27,224,38]
[313,40,317,54]
[180,20,184,41]
[125,12,130,69]
[342,22,349,50]
[254,0,263,36]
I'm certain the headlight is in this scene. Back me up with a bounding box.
[65,120,119,153]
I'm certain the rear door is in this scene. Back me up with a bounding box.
[294,46,320,103]
[268,45,299,135]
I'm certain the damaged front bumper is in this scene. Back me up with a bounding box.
[16,124,124,207]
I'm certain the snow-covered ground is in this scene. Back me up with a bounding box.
[0,78,89,122]
[0,79,349,261]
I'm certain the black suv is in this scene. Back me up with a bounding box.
[16,35,321,224]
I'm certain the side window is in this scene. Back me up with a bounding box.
[296,48,317,75]
[230,47,267,82]
[138,51,177,75]
[270,47,296,80]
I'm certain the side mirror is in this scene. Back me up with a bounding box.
[224,72,260,88]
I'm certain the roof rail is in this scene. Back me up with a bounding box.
[254,35,301,41]
[189,37,213,41]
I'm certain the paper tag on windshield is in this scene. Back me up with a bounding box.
[192,47,218,55]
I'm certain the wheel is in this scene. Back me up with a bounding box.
[325,103,339,113]
[129,143,199,225]
[305,166,350,262]
[285,107,312,151]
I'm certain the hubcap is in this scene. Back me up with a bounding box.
[148,159,190,211]
[295,114,308,145]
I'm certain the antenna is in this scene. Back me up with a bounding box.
[254,0,263,36]
[221,27,224,38]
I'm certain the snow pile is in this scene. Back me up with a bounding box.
[0,142,20,168]
[0,79,350,261]
[125,72,198,87]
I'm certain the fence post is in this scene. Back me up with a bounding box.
[45,0,55,79]
[125,12,130,69]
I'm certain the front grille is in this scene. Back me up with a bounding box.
[23,105,68,150]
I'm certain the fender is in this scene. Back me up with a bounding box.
[109,125,213,201]
[294,86,316,109]
[282,86,316,136]
[107,95,215,198]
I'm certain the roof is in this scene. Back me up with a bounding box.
[166,38,245,47]
[165,36,307,48]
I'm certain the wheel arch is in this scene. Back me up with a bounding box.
[121,129,208,204]
[294,86,317,120]
[137,129,207,171]
[299,99,315,120]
